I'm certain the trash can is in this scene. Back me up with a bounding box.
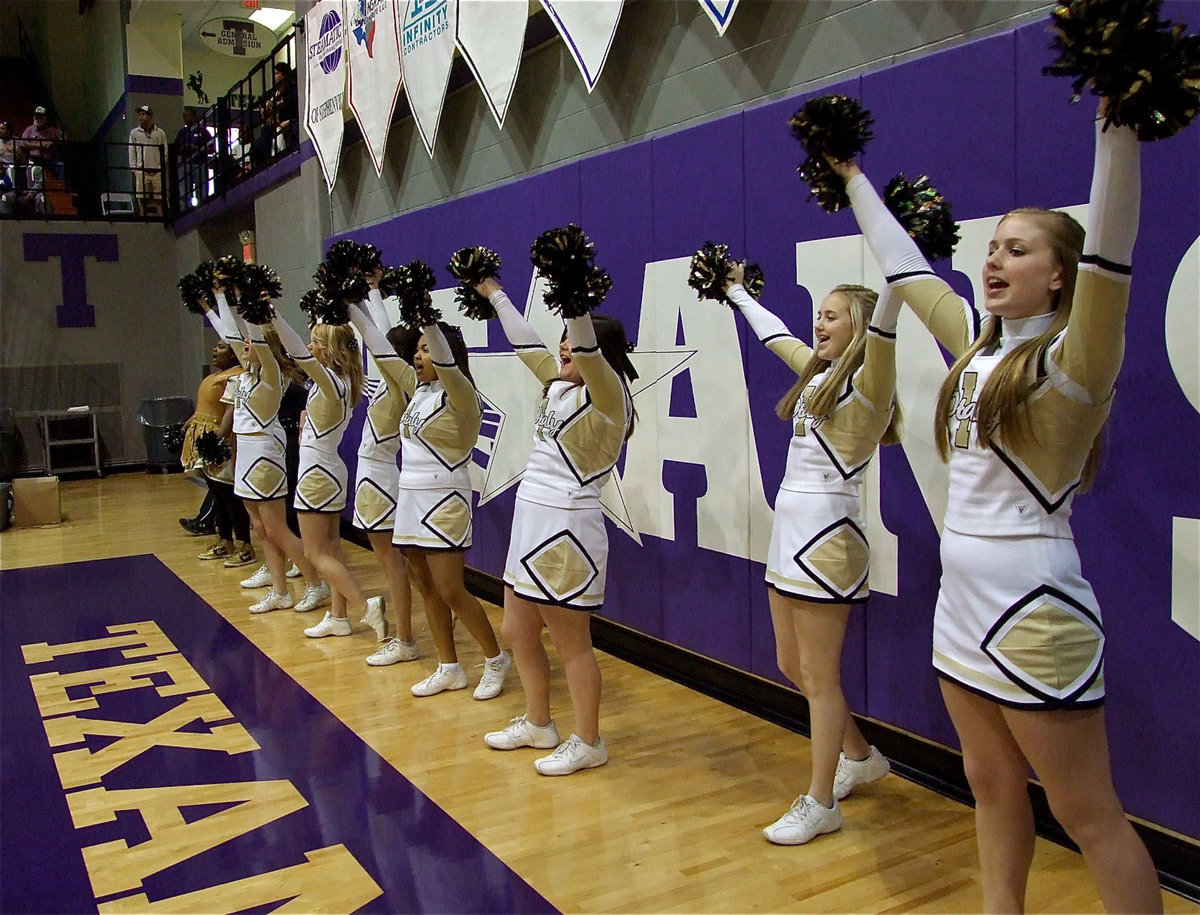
[137,397,194,473]
[0,408,16,481]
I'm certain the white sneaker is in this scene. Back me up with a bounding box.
[534,734,608,776]
[473,651,511,700]
[410,665,468,697]
[365,638,419,666]
[286,562,302,578]
[762,795,843,845]
[240,565,272,589]
[361,596,388,641]
[484,715,560,750]
[294,582,331,613]
[249,589,294,614]
[303,611,352,638]
[833,746,891,800]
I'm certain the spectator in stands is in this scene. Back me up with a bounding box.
[0,122,17,169]
[128,104,167,217]
[175,107,211,207]
[250,62,298,170]
[20,105,64,178]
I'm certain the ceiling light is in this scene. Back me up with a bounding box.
[249,7,293,31]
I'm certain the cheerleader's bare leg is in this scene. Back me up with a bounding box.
[244,500,288,592]
[540,603,600,745]
[299,510,364,619]
[423,549,501,659]
[502,588,553,727]
[406,550,457,662]
[257,497,319,585]
[367,531,412,641]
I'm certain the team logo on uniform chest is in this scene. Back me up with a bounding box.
[533,403,566,441]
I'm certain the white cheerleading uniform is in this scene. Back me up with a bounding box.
[206,301,288,501]
[729,284,898,604]
[270,316,355,514]
[352,292,405,532]
[848,121,1140,709]
[491,290,632,611]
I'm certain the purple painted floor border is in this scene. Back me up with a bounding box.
[0,555,556,915]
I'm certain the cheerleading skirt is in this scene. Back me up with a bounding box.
[765,488,869,605]
[233,430,288,501]
[392,484,472,551]
[353,456,400,532]
[504,496,607,611]
[933,527,1104,710]
[294,443,349,513]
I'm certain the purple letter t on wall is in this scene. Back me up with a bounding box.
[22,233,119,328]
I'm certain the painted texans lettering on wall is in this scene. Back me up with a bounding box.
[20,621,382,913]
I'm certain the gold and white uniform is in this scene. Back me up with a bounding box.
[206,302,288,501]
[181,363,242,480]
[729,284,897,604]
[271,315,355,513]
[490,289,632,610]
[352,292,406,531]
[848,121,1140,708]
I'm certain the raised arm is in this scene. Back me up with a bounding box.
[203,293,248,366]
[245,321,281,391]
[840,165,976,358]
[565,314,626,425]
[1051,118,1140,403]
[853,284,900,412]
[476,279,559,385]
[270,312,339,399]
[724,269,813,377]
[349,302,416,401]
[423,322,482,419]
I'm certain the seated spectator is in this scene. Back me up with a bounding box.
[20,106,64,179]
[250,62,298,170]
[128,104,167,217]
[174,107,212,206]
[0,121,17,169]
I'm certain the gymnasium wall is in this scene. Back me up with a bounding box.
[327,11,1200,844]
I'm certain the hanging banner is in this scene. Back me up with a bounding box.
[456,0,526,129]
[399,0,458,158]
[697,0,740,36]
[540,0,624,93]
[346,0,404,176]
[304,0,347,192]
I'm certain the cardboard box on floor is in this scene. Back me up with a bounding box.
[12,476,61,527]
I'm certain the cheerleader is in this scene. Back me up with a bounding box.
[837,106,1160,911]
[476,278,635,776]
[351,294,510,698]
[351,272,417,665]
[202,295,327,615]
[266,311,370,638]
[725,263,900,844]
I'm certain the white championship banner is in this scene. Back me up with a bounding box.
[399,0,459,158]
[346,0,404,176]
[540,0,624,93]
[697,0,740,36]
[305,0,348,192]
[456,0,527,129]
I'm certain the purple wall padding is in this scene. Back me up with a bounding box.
[329,10,1200,840]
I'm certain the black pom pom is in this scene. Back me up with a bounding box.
[743,263,766,299]
[301,287,350,327]
[195,429,231,466]
[358,243,383,275]
[194,260,218,292]
[178,274,208,315]
[395,260,441,328]
[324,240,361,277]
[883,173,961,262]
[530,224,609,318]
[162,423,185,455]
[241,262,284,301]
[377,266,407,300]
[687,241,733,302]
[214,255,245,289]
[234,291,275,326]
[448,246,502,319]
[1044,0,1200,141]
[789,95,874,212]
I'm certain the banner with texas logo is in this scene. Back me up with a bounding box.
[457,0,527,129]
[345,0,404,177]
[399,0,458,157]
[541,0,624,93]
[330,14,1200,846]
[304,0,348,192]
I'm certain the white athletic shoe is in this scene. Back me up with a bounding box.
[472,651,511,700]
[361,596,388,641]
[762,795,842,845]
[484,715,560,750]
[534,734,608,776]
[303,611,352,638]
[833,746,891,800]
[410,665,468,697]
[286,562,303,578]
[294,582,331,613]
[249,589,294,614]
[240,565,272,589]
[365,638,419,666]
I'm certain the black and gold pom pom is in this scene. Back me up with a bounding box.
[358,243,383,275]
[323,239,361,276]
[448,246,502,320]
[378,266,407,300]
[790,95,875,212]
[1044,0,1200,141]
[195,429,231,466]
[742,263,766,299]
[161,423,186,455]
[530,224,609,318]
[178,273,209,315]
[883,174,961,262]
[214,255,245,288]
[687,241,732,302]
[396,261,441,328]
